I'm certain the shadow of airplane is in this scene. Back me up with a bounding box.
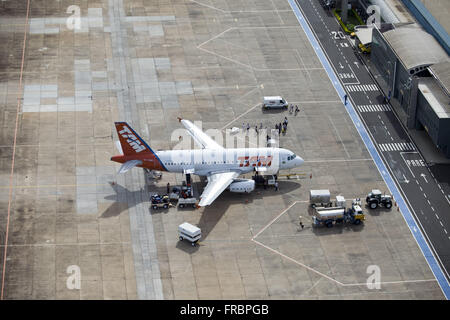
[101,178,302,243]
[100,181,170,218]
[100,182,142,218]
[196,179,302,240]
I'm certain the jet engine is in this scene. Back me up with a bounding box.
[229,179,255,193]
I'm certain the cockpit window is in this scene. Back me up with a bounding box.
[287,154,296,161]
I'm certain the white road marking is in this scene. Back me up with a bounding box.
[357,104,392,113]
[379,143,415,152]
[345,84,378,92]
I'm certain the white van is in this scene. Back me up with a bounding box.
[178,222,201,246]
[263,96,288,109]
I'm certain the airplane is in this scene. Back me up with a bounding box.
[111,119,304,206]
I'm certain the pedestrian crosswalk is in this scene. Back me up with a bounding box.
[378,142,415,152]
[346,84,378,92]
[357,104,392,113]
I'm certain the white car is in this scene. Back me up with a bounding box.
[263,96,288,109]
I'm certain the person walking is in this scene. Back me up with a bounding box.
[274,181,279,191]
[295,105,299,116]
[246,123,250,132]
[255,125,258,134]
[344,94,348,105]
[278,122,282,134]
[299,216,304,230]
[166,182,170,194]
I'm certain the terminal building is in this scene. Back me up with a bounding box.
[368,23,450,159]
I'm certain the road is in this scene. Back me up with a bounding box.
[293,0,450,282]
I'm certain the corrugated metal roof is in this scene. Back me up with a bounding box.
[383,24,449,71]
[428,61,450,96]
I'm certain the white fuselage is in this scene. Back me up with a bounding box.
[153,147,304,175]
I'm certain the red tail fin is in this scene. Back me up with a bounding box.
[115,122,153,155]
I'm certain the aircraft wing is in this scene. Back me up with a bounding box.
[179,118,223,149]
[198,171,240,206]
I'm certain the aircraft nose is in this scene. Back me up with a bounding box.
[295,156,304,166]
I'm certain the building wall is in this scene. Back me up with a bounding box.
[371,28,413,118]
[415,89,450,157]
[438,118,450,157]
[371,28,397,88]
[416,89,439,142]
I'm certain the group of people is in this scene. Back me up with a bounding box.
[275,117,289,135]
[241,103,300,138]
[289,104,300,116]
[243,122,265,134]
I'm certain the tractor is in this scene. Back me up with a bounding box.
[366,190,393,209]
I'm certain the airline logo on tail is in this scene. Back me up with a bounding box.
[118,125,146,153]
[115,122,153,155]
[112,122,167,172]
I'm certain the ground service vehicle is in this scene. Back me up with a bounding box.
[313,199,365,227]
[178,197,197,208]
[169,185,198,208]
[178,222,201,246]
[263,96,288,109]
[309,189,331,208]
[366,190,393,209]
[151,194,170,210]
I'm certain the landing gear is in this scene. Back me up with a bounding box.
[186,173,191,186]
